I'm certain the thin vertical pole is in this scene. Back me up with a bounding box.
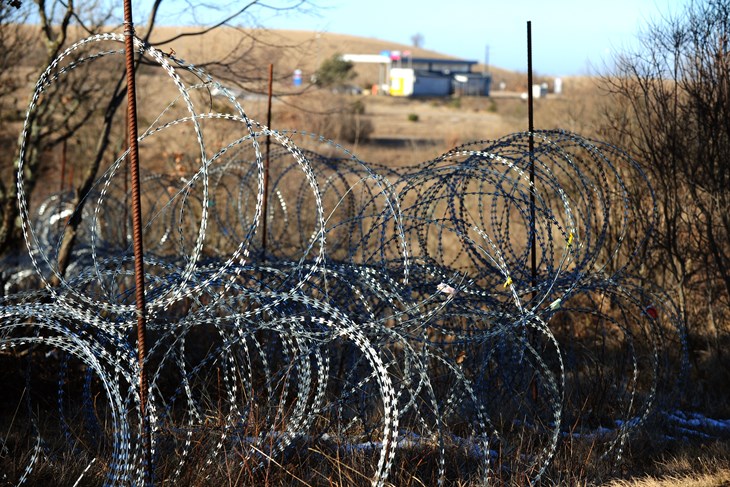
[527,21,539,404]
[262,63,273,258]
[527,21,536,290]
[58,139,68,228]
[122,0,151,478]
[123,112,129,245]
[484,44,490,75]
[57,139,68,229]
[60,139,67,194]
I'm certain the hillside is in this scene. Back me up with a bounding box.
[148,27,462,73]
[144,27,531,92]
[8,24,540,92]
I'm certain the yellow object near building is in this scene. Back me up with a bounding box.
[389,68,414,96]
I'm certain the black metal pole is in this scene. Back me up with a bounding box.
[527,21,537,291]
[527,21,540,405]
[262,63,273,258]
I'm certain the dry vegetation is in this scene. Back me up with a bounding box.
[158,27,604,162]
[1,15,729,487]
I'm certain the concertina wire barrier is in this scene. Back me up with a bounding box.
[0,33,688,485]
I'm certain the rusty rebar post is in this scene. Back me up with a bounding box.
[58,138,67,216]
[122,0,151,478]
[261,63,273,258]
[123,111,129,244]
[60,138,67,194]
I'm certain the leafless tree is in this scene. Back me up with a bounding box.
[0,3,30,120]
[0,0,315,279]
[602,0,730,352]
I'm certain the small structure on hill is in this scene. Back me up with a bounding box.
[390,57,491,97]
[342,53,491,97]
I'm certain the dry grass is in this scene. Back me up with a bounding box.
[606,442,730,486]
[611,473,730,486]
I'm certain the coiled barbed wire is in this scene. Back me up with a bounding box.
[0,33,688,486]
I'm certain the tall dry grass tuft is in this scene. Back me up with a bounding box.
[606,441,730,486]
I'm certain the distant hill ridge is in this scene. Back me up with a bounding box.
[145,27,519,87]
[12,24,520,88]
[149,27,461,71]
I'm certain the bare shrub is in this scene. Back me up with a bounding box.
[601,0,730,414]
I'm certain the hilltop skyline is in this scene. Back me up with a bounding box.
[146,0,688,76]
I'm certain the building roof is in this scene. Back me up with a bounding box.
[408,58,477,65]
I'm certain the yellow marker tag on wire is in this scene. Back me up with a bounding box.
[567,232,574,247]
[503,276,513,288]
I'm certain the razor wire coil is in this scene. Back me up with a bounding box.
[0,34,688,486]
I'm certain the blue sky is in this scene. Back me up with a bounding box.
[147,0,688,76]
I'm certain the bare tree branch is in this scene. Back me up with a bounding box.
[149,0,307,45]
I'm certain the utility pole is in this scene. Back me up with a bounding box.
[484,44,490,74]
